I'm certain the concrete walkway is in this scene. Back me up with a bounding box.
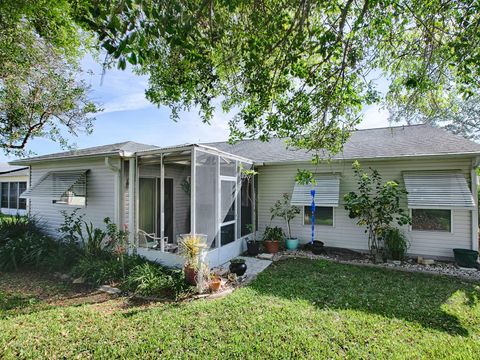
[216,255,272,284]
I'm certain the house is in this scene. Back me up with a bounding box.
[0,163,29,216]
[11,124,480,266]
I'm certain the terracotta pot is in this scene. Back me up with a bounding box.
[184,265,197,286]
[209,278,222,292]
[264,240,279,253]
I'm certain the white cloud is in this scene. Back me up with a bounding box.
[100,92,154,114]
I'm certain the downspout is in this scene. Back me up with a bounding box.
[105,157,121,226]
[471,157,480,252]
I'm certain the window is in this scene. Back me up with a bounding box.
[411,209,451,232]
[0,181,27,210]
[304,206,333,226]
[1,183,8,208]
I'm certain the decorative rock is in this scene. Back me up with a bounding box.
[72,277,85,284]
[99,285,121,294]
[60,274,71,281]
[421,259,435,265]
[257,253,274,260]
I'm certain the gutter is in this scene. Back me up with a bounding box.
[258,151,480,166]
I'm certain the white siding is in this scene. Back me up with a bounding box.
[29,158,116,236]
[257,157,475,258]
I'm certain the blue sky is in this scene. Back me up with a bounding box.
[0,56,392,162]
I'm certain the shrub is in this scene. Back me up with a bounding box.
[123,262,188,300]
[70,254,147,285]
[0,216,82,271]
[384,228,409,261]
[262,226,285,241]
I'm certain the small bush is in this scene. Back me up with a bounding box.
[0,216,81,271]
[384,228,409,261]
[70,254,147,286]
[123,262,188,300]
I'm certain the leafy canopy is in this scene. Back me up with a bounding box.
[79,0,480,154]
[0,0,98,156]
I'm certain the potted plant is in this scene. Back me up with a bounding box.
[229,258,247,276]
[270,193,301,250]
[178,234,206,285]
[241,165,260,256]
[262,226,284,253]
[209,274,222,292]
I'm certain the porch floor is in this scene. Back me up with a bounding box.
[216,256,272,282]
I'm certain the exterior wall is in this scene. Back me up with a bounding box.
[257,156,475,258]
[0,173,29,216]
[29,158,116,236]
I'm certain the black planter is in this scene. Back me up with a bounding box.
[246,241,260,256]
[229,261,247,276]
[311,241,325,255]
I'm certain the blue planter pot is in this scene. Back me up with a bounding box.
[285,238,299,250]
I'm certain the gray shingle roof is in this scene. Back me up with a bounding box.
[11,125,480,165]
[0,163,28,175]
[13,141,159,164]
[204,125,480,163]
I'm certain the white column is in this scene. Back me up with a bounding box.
[128,157,136,248]
[190,147,196,234]
[160,154,165,252]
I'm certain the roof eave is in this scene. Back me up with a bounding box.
[259,151,480,166]
[9,151,124,165]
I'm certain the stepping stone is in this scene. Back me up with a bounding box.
[99,285,121,294]
[257,253,274,260]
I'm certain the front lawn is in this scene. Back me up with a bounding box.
[1,259,479,359]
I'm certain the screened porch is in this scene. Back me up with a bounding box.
[132,144,254,268]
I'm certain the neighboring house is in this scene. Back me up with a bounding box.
[0,163,29,216]
[11,125,480,266]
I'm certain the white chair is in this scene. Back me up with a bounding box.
[137,230,177,252]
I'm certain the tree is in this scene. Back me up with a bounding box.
[343,161,410,259]
[389,95,480,141]
[79,0,480,157]
[0,0,98,156]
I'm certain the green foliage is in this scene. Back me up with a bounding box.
[0,216,82,271]
[344,161,411,256]
[81,222,107,258]
[240,163,258,240]
[262,226,285,242]
[70,254,146,286]
[0,0,97,156]
[270,193,300,239]
[384,228,410,261]
[123,263,189,300]
[78,1,480,156]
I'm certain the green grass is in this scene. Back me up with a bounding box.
[0,259,479,359]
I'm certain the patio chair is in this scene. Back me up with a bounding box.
[137,230,177,252]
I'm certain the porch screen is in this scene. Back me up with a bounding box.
[195,151,218,248]
[291,175,340,206]
[403,172,475,209]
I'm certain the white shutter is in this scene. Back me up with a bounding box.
[403,172,474,209]
[291,175,340,207]
[21,170,88,200]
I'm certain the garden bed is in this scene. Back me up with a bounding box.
[274,248,480,282]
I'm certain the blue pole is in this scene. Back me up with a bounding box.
[310,188,315,244]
